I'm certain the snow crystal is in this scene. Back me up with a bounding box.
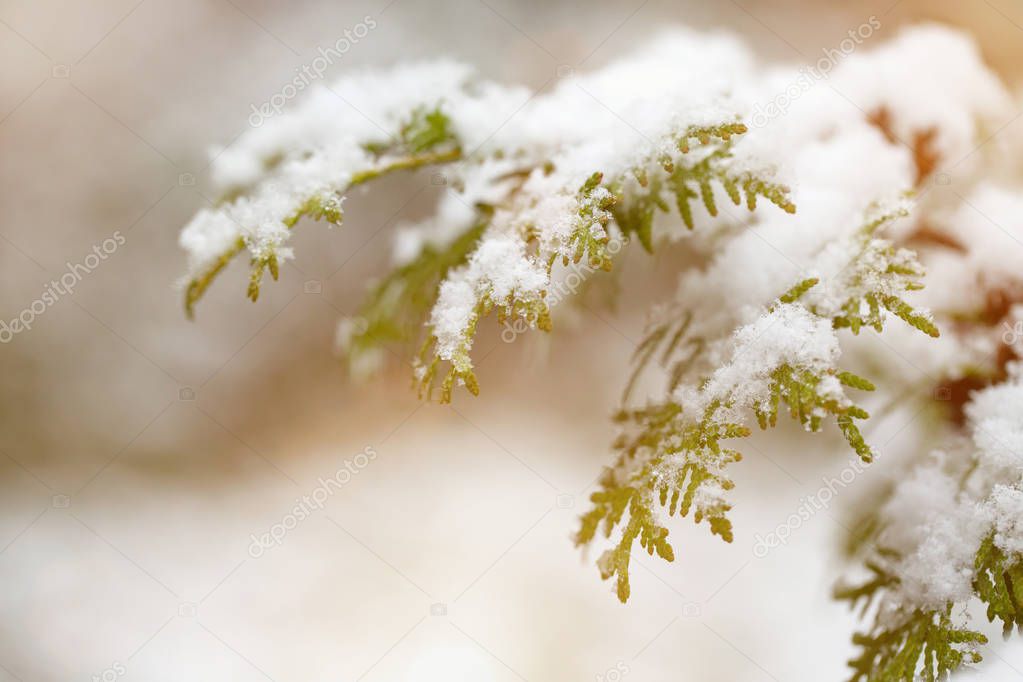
[989,484,1023,556]
[880,457,987,607]
[428,235,547,362]
[178,208,242,274]
[690,304,841,413]
[896,496,989,608]
[967,365,1023,475]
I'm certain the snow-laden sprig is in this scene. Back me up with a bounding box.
[838,366,1023,680]
[180,101,466,317]
[621,200,934,411]
[608,122,795,250]
[177,57,545,317]
[337,211,491,380]
[803,200,939,339]
[576,400,746,603]
[411,124,795,402]
[577,299,881,602]
[839,601,986,682]
[578,199,941,603]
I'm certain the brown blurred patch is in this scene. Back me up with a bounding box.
[867,106,941,187]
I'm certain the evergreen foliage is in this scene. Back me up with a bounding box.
[175,25,1023,677]
[837,559,989,680]
[974,533,1023,637]
[409,122,794,404]
[183,107,463,318]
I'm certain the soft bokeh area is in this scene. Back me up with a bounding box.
[2,1,1022,680]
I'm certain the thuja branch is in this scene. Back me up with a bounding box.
[184,145,462,318]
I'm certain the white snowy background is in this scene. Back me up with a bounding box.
[1,0,1023,680]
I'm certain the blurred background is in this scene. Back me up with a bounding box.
[1,0,1022,680]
